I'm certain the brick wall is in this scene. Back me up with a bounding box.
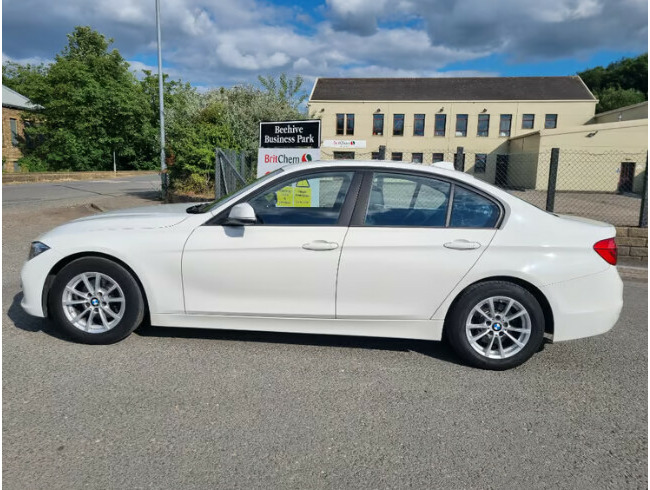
[615,226,648,262]
[2,106,26,170]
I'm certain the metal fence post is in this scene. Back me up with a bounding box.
[546,148,560,212]
[454,146,464,171]
[215,148,221,200]
[639,152,648,228]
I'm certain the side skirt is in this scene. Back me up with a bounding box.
[150,314,444,341]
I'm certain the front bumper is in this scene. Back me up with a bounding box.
[543,266,624,342]
[20,248,63,318]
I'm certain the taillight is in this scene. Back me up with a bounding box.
[593,238,617,265]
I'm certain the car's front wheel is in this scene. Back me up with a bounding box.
[49,257,145,344]
[445,281,545,370]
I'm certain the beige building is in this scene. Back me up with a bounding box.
[590,101,648,124]
[308,77,648,193]
[2,85,40,171]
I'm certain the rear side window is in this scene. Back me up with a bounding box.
[365,173,451,227]
[450,187,500,228]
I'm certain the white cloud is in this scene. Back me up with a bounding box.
[2,0,646,89]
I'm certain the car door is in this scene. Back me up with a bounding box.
[336,170,501,320]
[182,169,360,318]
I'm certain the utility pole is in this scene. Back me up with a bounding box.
[155,0,167,198]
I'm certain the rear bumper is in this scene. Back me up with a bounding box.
[543,266,623,342]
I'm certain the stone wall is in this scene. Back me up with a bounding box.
[615,226,648,262]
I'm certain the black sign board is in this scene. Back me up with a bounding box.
[259,120,321,149]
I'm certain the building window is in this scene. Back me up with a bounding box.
[371,152,381,160]
[434,114,446,136]
[10,118,18,146]
[522,114,535,129]
[336,114,344,135]
[475,154,487,173]
[391,152,403,161]
[346,114,355,135]
[477,114,490,137]
[373,114,384,135]
[455,114,468,137]
[333,151,354,160]
[413,114,425,136]
[545,114,558,129]
[393,114,404,136]
[432,153,444,163]
[499,114,512,137]
[412,153,423,163]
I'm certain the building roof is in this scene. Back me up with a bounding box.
[594,101,648,118]
[310,76,596,102]
[2,85,41,110]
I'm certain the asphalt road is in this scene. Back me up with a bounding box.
[2,174,161,208]
[2,191,647,489]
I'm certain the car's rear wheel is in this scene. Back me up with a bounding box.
[49,257,145,344]
[445,281,545,370]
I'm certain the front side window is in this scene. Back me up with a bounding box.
[393,114,404,136]
[336,114,344,135]
[373,114,384,135]
[455,114,468,137]
[499,114,512,137]
[412,153,423,163]
[413,114,425,136]
[434,114,446,136]
[365,172,451,227]
[522,113,535,129]
[450,186,500,228]
[477,114,490,137]
[346,114,355,135]
[545,114,557,129]
[474,154,487,173]
[248,171,354,225]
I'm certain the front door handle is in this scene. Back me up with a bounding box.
[444,239,481,250]
[302,240,339,251]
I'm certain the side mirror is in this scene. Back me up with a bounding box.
[225,203,257,225]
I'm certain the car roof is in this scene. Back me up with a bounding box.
[280,159,481,186]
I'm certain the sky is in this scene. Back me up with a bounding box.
[2,0,648,92]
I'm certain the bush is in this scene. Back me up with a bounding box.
[16,155,49,172]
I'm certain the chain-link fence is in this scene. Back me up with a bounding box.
[320,146,649,227]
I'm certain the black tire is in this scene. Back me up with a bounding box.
[48,257,145,344]
[445,281,545,370]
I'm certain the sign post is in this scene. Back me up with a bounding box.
[257,120,321,177]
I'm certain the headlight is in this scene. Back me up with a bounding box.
[28,241,50,260]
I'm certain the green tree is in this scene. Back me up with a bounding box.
[579,53,648,111]
[2,62,49,102]
[595,87,646,113]
[7,26,157,171]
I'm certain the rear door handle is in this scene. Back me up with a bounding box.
[444,239,481,250]
[302,240,339,251]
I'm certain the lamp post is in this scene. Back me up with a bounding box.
[155,0,167,198]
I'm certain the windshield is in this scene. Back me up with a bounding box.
[190,168,285,214]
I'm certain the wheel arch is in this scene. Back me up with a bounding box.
[443,275,554,339]
[42,252,150,320]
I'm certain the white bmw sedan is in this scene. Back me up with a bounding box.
[21,161,623,369]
